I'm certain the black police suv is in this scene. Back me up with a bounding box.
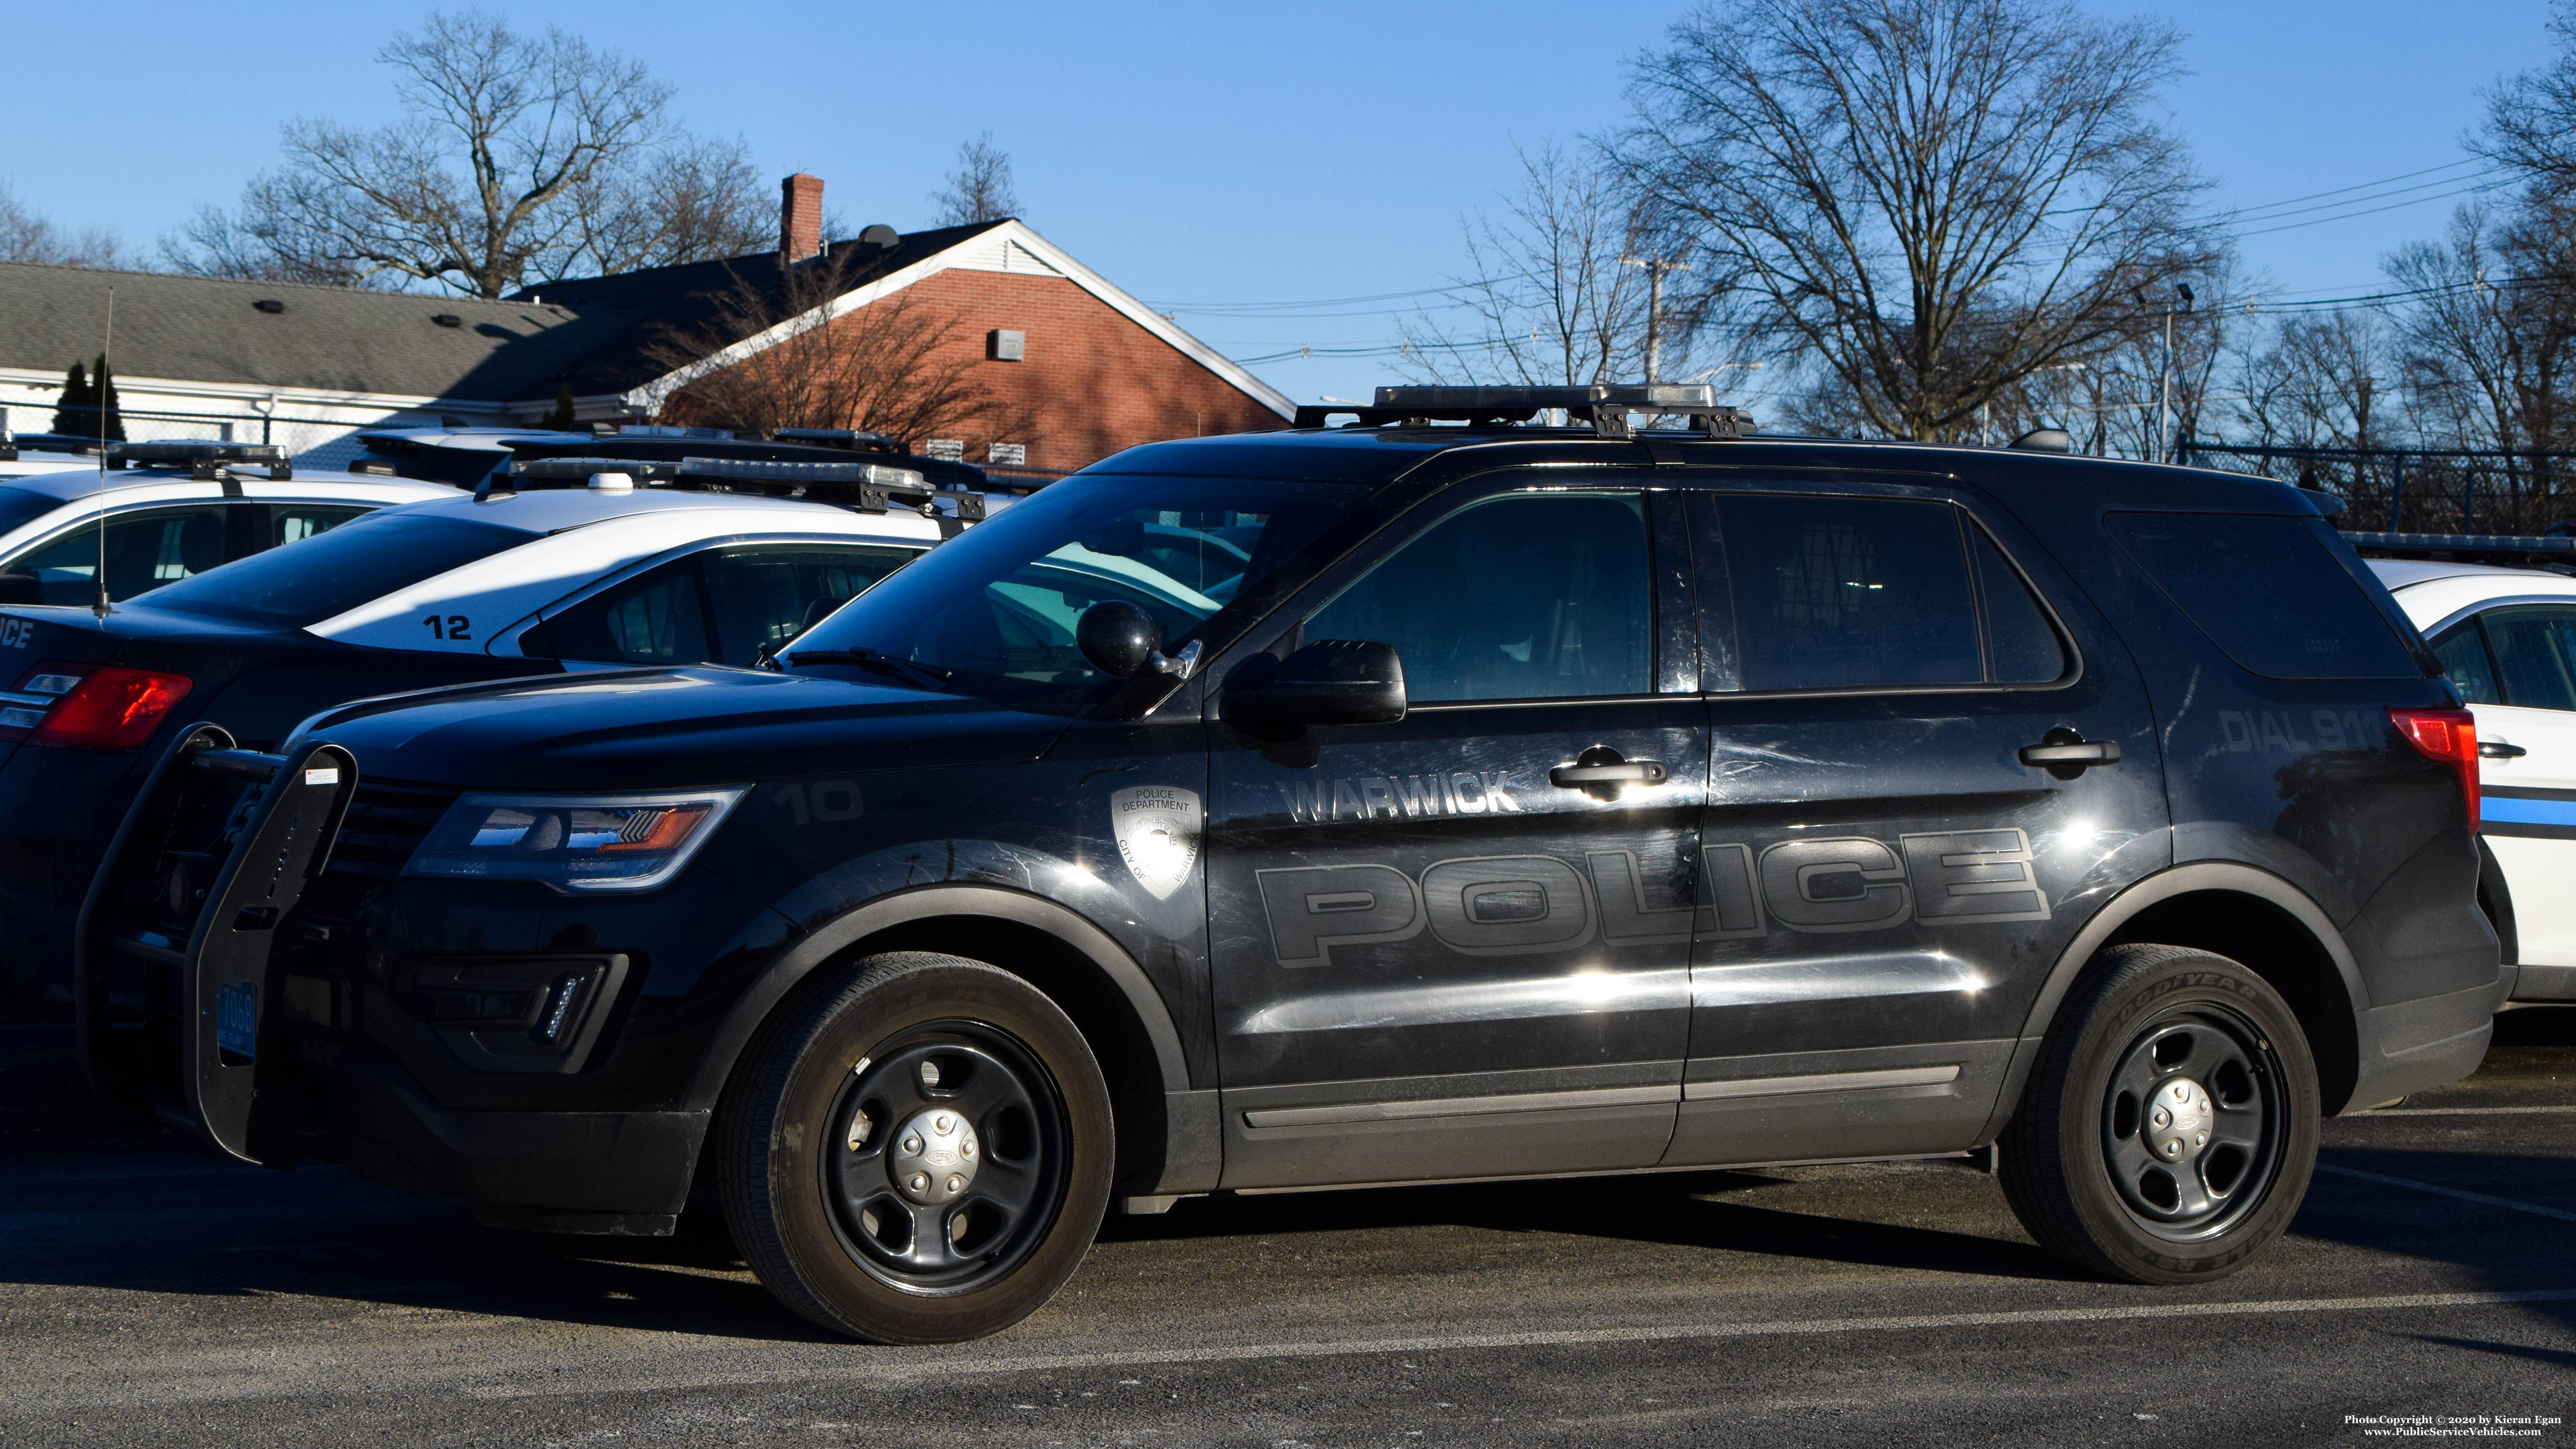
[82,384,2499,1344]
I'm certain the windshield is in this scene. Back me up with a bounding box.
[786,472,1369,714]
[0,487,63,539]
[140,511,536,627]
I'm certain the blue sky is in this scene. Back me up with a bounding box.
[1,0,2555,410]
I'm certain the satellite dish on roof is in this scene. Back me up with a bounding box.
[857,225,899,251]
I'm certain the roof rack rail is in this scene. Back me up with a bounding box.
[104,440,293,481]
[2344,530,2576,565]
[1295,383,1756,440]
[489,455,984,520]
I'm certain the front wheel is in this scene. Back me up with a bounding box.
[1998,944,2320,1283]
[715,951,1114,1342]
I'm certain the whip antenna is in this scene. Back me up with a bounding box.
[90,287,114,620]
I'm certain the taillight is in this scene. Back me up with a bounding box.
[2391,707,2480,831]
[27,667,193,752]
[0,661,92,741]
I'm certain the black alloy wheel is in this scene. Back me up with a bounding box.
[1999,943,2321,1284]
[2098,1010,2287,1238]
[717,951,1114,1342]
[824,1025,1068,1294]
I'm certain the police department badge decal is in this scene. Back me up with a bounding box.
[1111,785,1201,900]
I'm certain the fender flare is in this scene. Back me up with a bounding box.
[1982,861,2369,1136]
[683,884,1194,1115]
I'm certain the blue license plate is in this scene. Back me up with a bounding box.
[215,982,258,1062]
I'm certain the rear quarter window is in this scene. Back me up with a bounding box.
[2106,513,2422,680]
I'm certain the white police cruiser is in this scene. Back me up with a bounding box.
[0,441,453,607]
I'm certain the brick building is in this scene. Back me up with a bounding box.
[522,175,1292,477]
[0,174,1289,477]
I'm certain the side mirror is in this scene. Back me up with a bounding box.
[1077,599,1161,677]
[1221,639,1406,733]
[0,571,39,606]
[1076,599,1200,681]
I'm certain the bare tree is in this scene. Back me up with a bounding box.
[642,253,1033,450]
[2475,0,2576,193]
[1616,0,2216,441]
[0,181,125,268]
[931,135,1021,227]
[168,11,766,296]
[1397,144,1680,388]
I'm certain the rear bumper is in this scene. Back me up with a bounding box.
[2350,979,2499,1106]
[0,747,144,1003]
[306,1042,706,1232]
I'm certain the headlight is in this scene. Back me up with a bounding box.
[404,787,748,893]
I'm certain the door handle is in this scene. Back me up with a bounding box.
[1550,760,1669,786]
[2019,732,2121,778]
[2481,740,2528,759]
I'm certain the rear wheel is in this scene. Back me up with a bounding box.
[715,951,1113,1342]
[1998,944,2319,1283]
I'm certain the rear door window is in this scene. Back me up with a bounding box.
[1698,493,2066,692]
[2430,622,2503,705]
[701,544,921,664]
[2479,606,2576,710]
[267,504,371,548]
[542,556,712,666]
[540,544,922,668]
[2107,513,2420,679]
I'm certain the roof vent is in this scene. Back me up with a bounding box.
[432,313,462,328]
[253,298,285,315]
[2008,428,2073,453]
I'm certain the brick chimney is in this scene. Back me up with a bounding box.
[779,173,824,263]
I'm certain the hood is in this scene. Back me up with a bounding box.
[295,666,1069,790]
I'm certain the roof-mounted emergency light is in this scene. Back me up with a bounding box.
[491,454,983,520]
[1294,383,1756,440]
[105,440,293,481]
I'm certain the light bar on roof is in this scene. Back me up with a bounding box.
[1300,382,1755,440]
[674,457,925,491]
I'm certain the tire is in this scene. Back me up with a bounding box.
[714,951,1115,1342]
[1997,943,2320,1284]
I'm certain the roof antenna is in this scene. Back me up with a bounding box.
[91,287,114,621]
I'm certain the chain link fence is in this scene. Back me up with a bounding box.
[2178,441,2576,537]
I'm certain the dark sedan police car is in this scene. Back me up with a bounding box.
[83,385,2499,1344]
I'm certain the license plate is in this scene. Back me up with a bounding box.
[215,981,258,1062]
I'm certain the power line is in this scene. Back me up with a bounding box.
[2215,157,2490,217]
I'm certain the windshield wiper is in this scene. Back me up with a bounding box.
[783,647,955,690]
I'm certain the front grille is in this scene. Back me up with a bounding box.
[298,778,460,922]
[327,778,462,880]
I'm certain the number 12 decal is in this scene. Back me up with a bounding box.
[422,614,472,641]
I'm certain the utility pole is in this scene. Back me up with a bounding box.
[2152,282,2194,465]
[1621,256,1692,383]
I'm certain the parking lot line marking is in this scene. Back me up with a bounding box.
[2349,1105,2576,1116]
[447,1289,2576,1398]
[2315,1163,2576,1223]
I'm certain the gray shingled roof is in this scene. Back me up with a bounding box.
[0,263,641,402]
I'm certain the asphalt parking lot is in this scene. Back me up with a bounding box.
[2,1012,2570,1449]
